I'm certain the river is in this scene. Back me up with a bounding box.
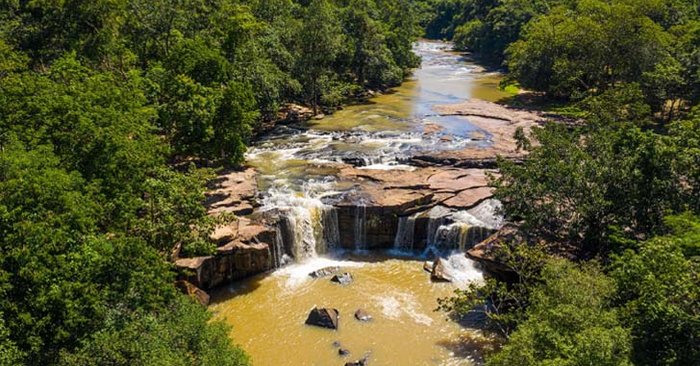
[209,40,510,366]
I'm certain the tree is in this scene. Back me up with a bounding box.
[487,260,632,366]
[296,0,342,113]
[506,1,669,99]
[493,119,686,253]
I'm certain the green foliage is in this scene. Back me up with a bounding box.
[494,120,691,252]
[487,260,632,366]
[507,1,669,99]
[438,244,548,335]
[611,223,700,366]
[59,297,249,366]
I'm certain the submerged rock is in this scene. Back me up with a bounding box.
[305,307,339,329]
[354,309,372,322]
[330,272,353,285]
[430,258,453,282]
[309,266,341,278]
[345,355,369,366]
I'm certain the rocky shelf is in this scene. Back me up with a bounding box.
[174,98,549,294]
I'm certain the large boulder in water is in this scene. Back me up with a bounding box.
[330,272,353,285]
[430,258,453,282]
[305,307,339,329]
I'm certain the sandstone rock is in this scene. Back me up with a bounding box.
[354,309,372,322]
[174,280,210,306]
[305,307,339,329]
[330,273,353,285]
[280,103,314,122]
[176,241,272,290]
[442,187,494,209]
[427,169,491,192]
[309,266,340,278]
[431,258,452,282]
[206,168,257,216]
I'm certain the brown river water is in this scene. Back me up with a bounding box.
[210,40,510,366]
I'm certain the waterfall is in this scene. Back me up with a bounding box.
[394,214,417,250]
[271,224,287,268]
[354,205,367,249]
[261,182,341,263]
[424,206,496,255]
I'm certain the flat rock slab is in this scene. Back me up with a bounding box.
[206,168,257,215]
[442,186,494,209]
[337,166,495,211]
[305,307,339,329]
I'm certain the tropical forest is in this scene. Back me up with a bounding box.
[0,0,698,365]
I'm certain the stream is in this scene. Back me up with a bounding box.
[210,40,510,366]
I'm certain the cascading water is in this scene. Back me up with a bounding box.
[394,214,418,250]
[421,203,501,256]
[261,181,341,264]
[354,205,368,249]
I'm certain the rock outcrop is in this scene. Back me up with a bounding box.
[175,280,211,306]
[305,307,340,329]
[430,258,452,282]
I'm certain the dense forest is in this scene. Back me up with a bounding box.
[422,1,700,365]
[2,0,700,365]
[0,0,420,365]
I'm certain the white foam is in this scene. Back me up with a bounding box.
[273,257,366,289]
[374,292,434,326]
[441,253,484,288]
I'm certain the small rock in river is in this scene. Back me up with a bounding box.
[345,355,369,366]
[430,258,453,283]
[330,272,353,285]
[338,348,350,356]
[354,309,372,322]
[332,341,342,348]
[309,266,340,278]
[423,261,433,273]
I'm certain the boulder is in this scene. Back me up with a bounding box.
[338,348,350,356]
[354,309,372,322]
[305,307,339,329]
[174,280,210,306]
[309,266,341,278]
[330,273,353,285]
[430,258,452,282]
[423,261,433,273]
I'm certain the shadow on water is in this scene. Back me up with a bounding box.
[208,272,267,304]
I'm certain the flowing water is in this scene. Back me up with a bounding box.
[210,41,510,365]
